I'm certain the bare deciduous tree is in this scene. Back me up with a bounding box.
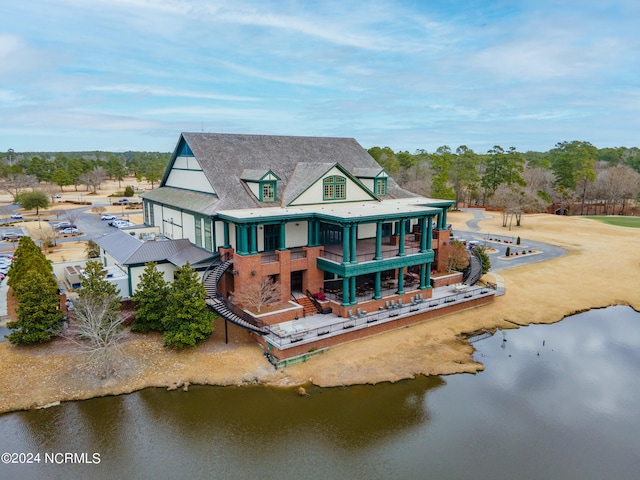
[30,223,57,249]
[235,276,281,313]
[65,295,126,378]
[64,209,80,226]
[0,174,38,198]
[79,167,108,193]
[447,240,470,273]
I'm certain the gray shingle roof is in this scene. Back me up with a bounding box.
[96,230,215,266]
[352,167,385,178]
[141,187,220,215]
[168,133,417,211]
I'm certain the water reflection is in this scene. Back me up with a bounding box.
[1,306,639,480]
[136,376,444,450]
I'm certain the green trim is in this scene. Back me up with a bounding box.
[317,251,434,277]
[169,166,204,172]
[323,175,347,200]
[259,181,276,202]
[375,177,387,195]
[288,162,380,206]
[240,169,281,182]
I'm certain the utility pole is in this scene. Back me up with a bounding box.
[7,148,14,166]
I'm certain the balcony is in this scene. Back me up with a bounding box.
[320,236,423,264]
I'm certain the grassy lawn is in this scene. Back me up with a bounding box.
[583,216,640,228]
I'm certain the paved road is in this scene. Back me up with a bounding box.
[454,208,566,272]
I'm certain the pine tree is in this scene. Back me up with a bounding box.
[7,236,54,289]
[162,263,215,348]
[7,270,64,344]
[131,262,169,332]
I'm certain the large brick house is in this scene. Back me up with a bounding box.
[139,133,493,363]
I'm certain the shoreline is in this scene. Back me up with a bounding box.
[1,212,639,414]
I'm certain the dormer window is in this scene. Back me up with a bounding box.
[261,182,275,202]
[323,175,346,200]
[375,178,387,195]
[241,169,280,203]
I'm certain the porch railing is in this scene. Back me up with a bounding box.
[320,246,422,264]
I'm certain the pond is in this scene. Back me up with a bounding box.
[1,306,639,479]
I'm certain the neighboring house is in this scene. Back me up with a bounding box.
[135,132,493,363]
[95,229,216,297]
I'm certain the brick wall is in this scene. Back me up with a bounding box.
[260,294,494,360]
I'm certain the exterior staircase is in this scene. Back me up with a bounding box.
[202,258,269,335]
[463,250,483,286]
[296,296,318,317]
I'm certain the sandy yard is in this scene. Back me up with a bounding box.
[1,208,639,413]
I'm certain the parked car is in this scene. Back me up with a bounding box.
[114,220,134,228]
[53,194,62,199]
[50,221,72,230]
[2,232,24,241]
[118,198,129,203]
[107,218,124,226]
[101,214,117,221]
[59,227,79,235]
[10,213,23,219]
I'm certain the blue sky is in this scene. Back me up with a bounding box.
[1,0,639,154]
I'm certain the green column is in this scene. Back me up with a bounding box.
[425,263,431,290]
[238,225,249,254]
[249,224,257,254]
[420,216,428,252]
[350,224,357,263]
[314,221,320,246]
[307,220,314,247]
[279,222,286,250]
[342,224,350,264]
[341,276,349,306]
[374,271,381,300]
[397,266,405,294]
[350,276,357,305]
[442,208,448,228]
[398,219,406,256]
[420,263,427,289]
[427,217,433,250]
[375,221,383,260]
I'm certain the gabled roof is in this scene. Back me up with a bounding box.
[352,167,388,178]
[96,230,215,267]
[151,133,418,213]
[283,162,379,206]
[240,169,281,182]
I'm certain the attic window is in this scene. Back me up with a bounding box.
[261,182,276,202]
[323,175,346,200]
[375,178,387,195]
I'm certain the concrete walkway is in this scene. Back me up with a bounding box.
[455,208,567,273]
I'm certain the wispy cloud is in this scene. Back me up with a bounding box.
[1,1,638,152]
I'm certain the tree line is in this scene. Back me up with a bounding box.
[369,141,640,217]
[0,150,170,198]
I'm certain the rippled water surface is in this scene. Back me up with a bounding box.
[1,306,639,480]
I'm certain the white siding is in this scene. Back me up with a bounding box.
[290,166,374,206]
[359,178,374,193]
[130,263,177,294]
[215,220,226,248]
[357,223,376,239]
[152,204,163,228]
[182,213,196,243]
[161,207,183,239]
[173,156,202,170]
[286,222,308,248]
[247,182,260,198]
[165,169,215,194]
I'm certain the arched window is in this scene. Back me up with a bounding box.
[323,176,346,200]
